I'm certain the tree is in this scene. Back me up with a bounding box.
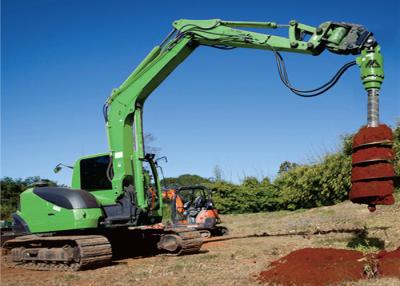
[162,174,211,188]
[241,176,260,188]
[213,165,223,182]
[1,177,59,220]
[261,177,272,187]
[278,161,299,174]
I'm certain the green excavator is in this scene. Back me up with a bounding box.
[3,18,395,271]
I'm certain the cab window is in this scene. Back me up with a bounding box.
[80,155,112,191]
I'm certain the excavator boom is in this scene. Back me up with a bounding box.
[102,19,386,215]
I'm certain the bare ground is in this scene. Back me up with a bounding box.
[1,196,400,286]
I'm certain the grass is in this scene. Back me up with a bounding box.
[346,228,385,253]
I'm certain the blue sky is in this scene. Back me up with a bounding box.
[2,0,399,185]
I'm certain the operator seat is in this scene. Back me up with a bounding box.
[194,196,206,208]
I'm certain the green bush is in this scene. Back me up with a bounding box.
[207,178,280,214]
[274,153,351,210]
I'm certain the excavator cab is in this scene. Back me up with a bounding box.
[69,153,162,227]
[167,186,228,237]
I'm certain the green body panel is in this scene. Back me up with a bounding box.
[84,190,116,206]
[18,188,101,233]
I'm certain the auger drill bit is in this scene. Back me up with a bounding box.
[350,46,395,212]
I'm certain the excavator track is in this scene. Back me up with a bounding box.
[158,227,203,256]
[2,235,112,271]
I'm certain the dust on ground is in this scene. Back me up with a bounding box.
[1,195,400,286]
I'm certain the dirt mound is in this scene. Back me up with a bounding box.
[377,248,400,277]
[258,247,400,286]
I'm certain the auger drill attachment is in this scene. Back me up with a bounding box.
[350,46,396,212]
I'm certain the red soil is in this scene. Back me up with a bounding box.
[351,163,395,182]
[377,248,400,277]
[349,180,394,203]
[350,124,395,206]
[258,247,400,286]
[353,124,393,148]
[352,146,394,164]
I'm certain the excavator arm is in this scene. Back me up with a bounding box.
[102,19,385,214]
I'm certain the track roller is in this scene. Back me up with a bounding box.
[157,227,203,255]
